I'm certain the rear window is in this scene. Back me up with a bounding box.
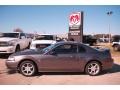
[35,35,54,40]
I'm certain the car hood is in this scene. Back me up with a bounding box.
[31,40,56,45]
[10,49,43,56]
[0,37,18,42]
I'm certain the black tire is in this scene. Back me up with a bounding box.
[113,45,119,51]
[27,43,31,49]
[19,61,37,76]
[85,61,101,76]
[15,45,20,52]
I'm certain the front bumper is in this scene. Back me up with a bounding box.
[5,60,19,70]
[0,46,15,54]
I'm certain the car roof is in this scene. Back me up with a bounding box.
[56,41,82,45]
[55,41,93,49]
[36,34,56,36]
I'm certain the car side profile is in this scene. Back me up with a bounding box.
[6,41,113,76]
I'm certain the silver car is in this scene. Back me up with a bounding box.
[6,41,113,76]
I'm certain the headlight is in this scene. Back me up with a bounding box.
[8,41,15,46]
[8,56,15,61]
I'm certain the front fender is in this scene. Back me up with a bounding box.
[15,55,39,69]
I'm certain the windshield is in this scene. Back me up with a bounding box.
[113,35,120,42]
[35,35,54,40]
[0,33,19,38]
[40,44,55,54]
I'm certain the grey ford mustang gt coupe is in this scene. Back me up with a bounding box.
[6,41,113,76]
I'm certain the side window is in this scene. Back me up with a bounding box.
[78,45,86,53]
[54,44,77,54]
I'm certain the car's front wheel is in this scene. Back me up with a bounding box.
[15,45,20,52]
[19,61,37,76]
[85,61,101,76]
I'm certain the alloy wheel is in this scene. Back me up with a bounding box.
[20,61,36,76]
[86,61,101,76]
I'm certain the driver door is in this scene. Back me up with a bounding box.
[39,43,81,72]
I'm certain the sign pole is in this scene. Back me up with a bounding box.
[80,12,83,42]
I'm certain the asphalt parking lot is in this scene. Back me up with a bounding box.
[0,43,120,85]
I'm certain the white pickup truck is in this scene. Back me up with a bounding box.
[0,32,32,54]
[30,34,56,49]
[112,35,120,51]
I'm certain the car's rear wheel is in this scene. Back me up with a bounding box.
[19,61,37,76]
[85,61,101,76]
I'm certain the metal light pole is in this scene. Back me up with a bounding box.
[107,11,113,43]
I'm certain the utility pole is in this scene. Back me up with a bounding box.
[107,11,113,44]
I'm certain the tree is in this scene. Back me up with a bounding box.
[13,28,23,32]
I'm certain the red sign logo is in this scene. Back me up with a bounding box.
[70,13,80,25]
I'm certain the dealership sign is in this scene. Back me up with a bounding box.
[69,12,81,29]
[69,31,80,35]
[68,11,83,42]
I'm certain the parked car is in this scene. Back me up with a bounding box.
[112,35,120,51]
[30,34,56,49]
[6,41,113,76]
[83,35,97,46]
[0,32,31,54]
